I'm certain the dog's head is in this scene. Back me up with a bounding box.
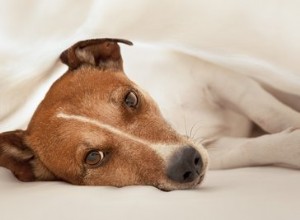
[0,39,208,190]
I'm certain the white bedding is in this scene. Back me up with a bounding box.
[1,167,299,220]
[1,1,300,219]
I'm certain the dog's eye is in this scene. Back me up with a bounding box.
[85,150,105,166]
[125,91,138,108]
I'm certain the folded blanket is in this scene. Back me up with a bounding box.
[1,0,300,131]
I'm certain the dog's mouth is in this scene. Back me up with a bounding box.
[191,173,206,188]
[197,174,205,184]
[156,172,206,191]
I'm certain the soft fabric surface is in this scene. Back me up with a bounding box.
[1,166,300,220]
[1,1,300,219]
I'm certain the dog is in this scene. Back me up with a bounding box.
[0,38,300,191]
[0,39,209,191]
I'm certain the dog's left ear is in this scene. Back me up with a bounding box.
[0,130,56,182]
[60,38,133,71]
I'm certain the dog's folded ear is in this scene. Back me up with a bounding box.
[60,38,133,71]
[0,130,55,182]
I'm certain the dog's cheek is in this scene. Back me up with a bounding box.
[82,147,166,187]
[30,159,57,181]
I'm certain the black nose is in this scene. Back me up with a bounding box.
[166,146,203,183]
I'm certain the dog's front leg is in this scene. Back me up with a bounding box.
[210,71,300,133]
[205,128,300,169]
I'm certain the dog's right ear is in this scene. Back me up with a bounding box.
[0,130,56,182]
[60,38,133,71]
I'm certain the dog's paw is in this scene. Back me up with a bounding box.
[275,128,300,169]
[205,140,250,170]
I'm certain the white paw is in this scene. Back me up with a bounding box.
[205,140,249,170]
[276,128,300,168]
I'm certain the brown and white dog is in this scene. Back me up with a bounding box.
[1,38,300,191]
[0,39,208,191]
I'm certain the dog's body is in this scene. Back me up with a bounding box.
[126,46,300,170]
[0,39,299,191]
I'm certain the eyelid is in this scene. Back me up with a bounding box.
[98,151,105,160]
[109,87,137,105]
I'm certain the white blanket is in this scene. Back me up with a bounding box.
[1,1,300,219]
[1,166,299,220]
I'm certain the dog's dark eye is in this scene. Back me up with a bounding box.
[85,150,105,166]
[125,91,138,108]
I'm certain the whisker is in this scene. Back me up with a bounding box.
[192,123,203,140]
[189,122,199,139]
[184,116,188,137]
[194,136,206,144]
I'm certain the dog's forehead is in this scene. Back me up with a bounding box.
[44,67,142,110]
[55,67,155,108]
[64,67,133,91]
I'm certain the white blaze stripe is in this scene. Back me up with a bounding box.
[57,112,152,146]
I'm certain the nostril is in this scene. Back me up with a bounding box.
[194,157,200,165]
[183,171,192,181]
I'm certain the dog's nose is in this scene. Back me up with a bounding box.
[166,146,203,183]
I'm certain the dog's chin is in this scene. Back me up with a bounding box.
[156,174,206,191]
